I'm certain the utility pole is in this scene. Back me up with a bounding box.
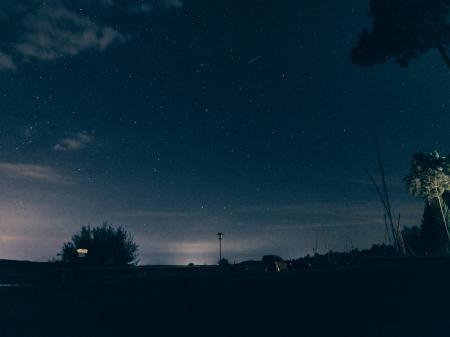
[217,232,223,263]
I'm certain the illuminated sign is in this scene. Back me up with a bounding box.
[77,248,88,258]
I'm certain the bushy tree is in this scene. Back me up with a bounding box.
[352,0,450,69]
[59,223,139,266]
[405,151,450,245]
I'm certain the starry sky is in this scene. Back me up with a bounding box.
[0,0,449,265]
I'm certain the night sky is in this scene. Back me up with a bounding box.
[0,0,448,264]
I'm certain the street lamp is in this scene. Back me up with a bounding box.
[217,232,223,263]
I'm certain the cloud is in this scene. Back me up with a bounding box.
[0,0,183,71]
[115,210,198,219]
[163,0,184,9]
[53,131,94,151]
[0,51,16,71]
[127,0,183,14]
[0,1,122,70]
[128,3,154,14]
[233,199,423,229]
[0,163,73,185]
[16,4,123,62]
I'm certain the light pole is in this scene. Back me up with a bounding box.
[217,232,223,263]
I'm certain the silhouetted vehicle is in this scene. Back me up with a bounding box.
[262,255,287,272]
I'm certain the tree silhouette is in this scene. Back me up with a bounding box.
[405,151,450,244]
[401,225,423,254]
[352,0,450,69]
[59,223,139,266]
[421,200,450,254]
[218,258,230,268]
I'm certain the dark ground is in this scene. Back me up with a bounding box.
[1,259,450,337]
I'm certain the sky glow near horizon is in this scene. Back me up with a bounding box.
[0,0,448,264]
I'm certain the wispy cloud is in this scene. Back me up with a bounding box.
[163,0,184,9]
[342,175,405,188]
[317,173,406,189]
[53,131,94,151]
[128,0,183,14]
[128,3,154,14]
[16,5,122,62]
[0,0,183,71]
[0,1,123,70]
[115,199,423,235]
[0,163,73,185]
[115,210,197,219]
[233,199,423,229]
[0,51,16,71]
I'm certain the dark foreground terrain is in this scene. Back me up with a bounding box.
[1,258,450,337]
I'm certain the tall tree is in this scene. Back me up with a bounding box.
[59,223,139,266]
[420,200,450,254]
[352,0,450,69]
[405,151,450,245]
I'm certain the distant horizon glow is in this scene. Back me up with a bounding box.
[0,195,423,264]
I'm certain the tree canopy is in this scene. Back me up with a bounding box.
[405,151,450,202]
[352,0,450,69]
[59,223,139,266]
[405,151,450,246]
